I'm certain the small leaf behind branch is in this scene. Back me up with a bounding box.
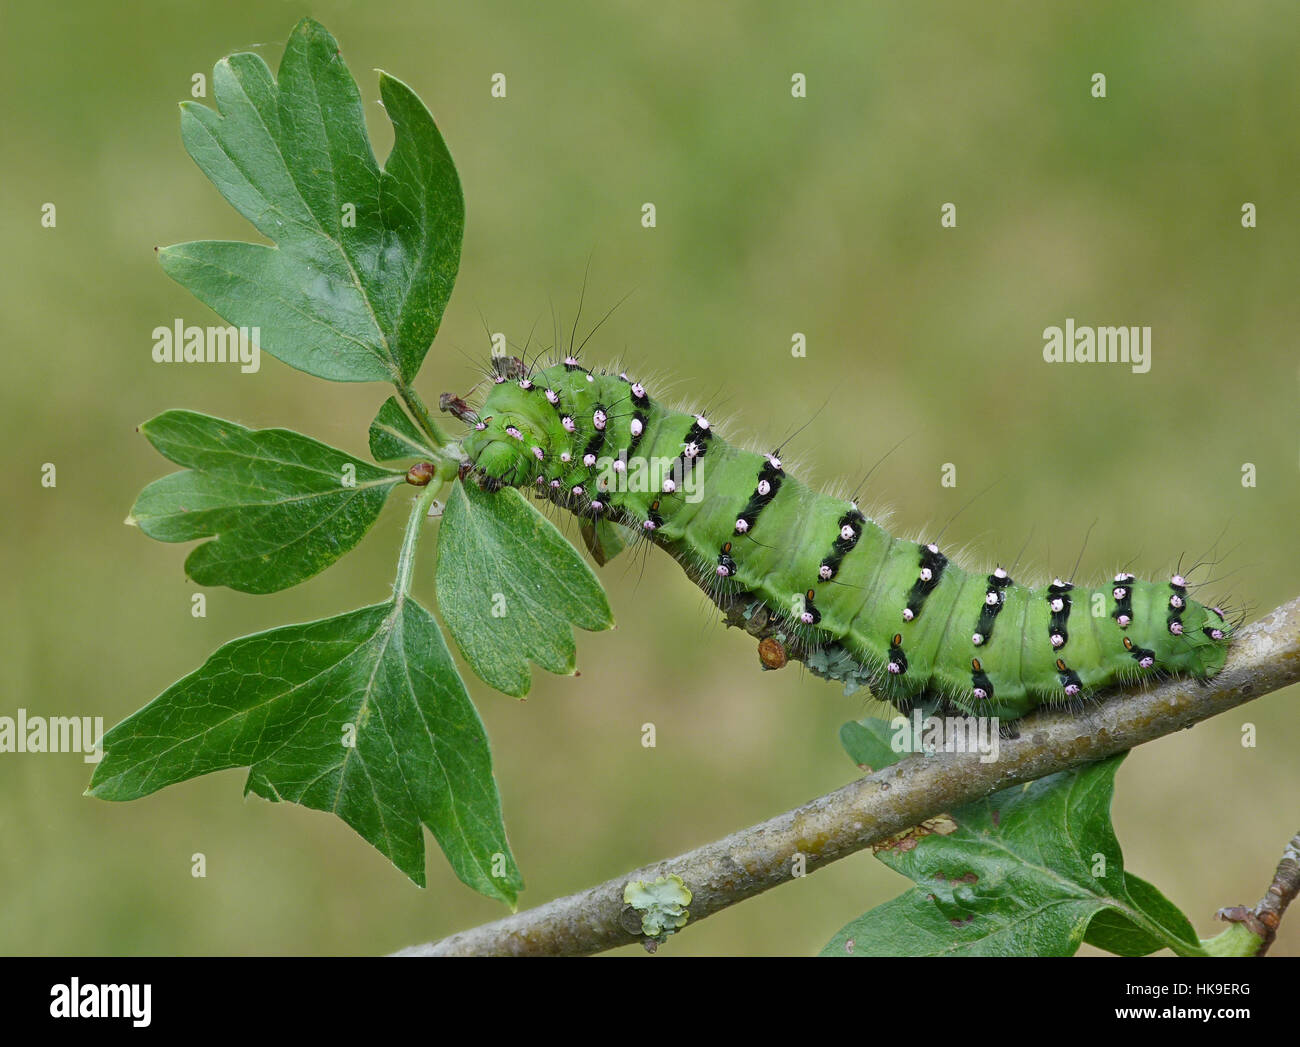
[129,409,404,593]
[435,481,613,697]
[369,396,437,462]
[822,753,1205,957]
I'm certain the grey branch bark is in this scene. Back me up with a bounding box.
[397,596,1300,957]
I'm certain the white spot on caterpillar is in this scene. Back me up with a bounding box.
[590,500,604,512]
[560,451,571,463]
[643,520,657,531]
[549,480,561,489]
[505,426,523,440]
[612,459,626,473]
[545,389,559,404]
[972,633,984,645]
[1139,655,1154,668]
[583,453,597,467]
[902,608,914,622]
[1171,574,1187,587]
[1113,587,1127,600]
[993,567,1008,579]
[927,543,939,554]
[474,421,486,431]
[758,480,771,496]
[819,565,833,580]
[887,661,902,674]
[1170,594,1184,609]
[1117,614,1131,627]
[984,592,999,606]
[1050,597,1064,613]
[631,382,646,398]
[1210,628,1225,640]
[766,454,782,469]
[1169,621,1183,635]
[1064,683,1081,697]
[1050,633,1065,648]
[531,446,544,460]
[840,525,855,541]
[800,611,814,624]
[564,355,579,366]
[716,564,730,577]
[631,418,644,437]
[561,416,575,432]
[920,568,933,582]
[684,441,701,458]
[1115,572,1134,582]
[696,415,710,430]
[972,687,987,699]
[735,518,749,533]
[518,379,533,390]
[593,409,607,430]
[571,485,584,496]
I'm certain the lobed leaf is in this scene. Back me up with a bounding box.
[159,17,463,384]
[88,596,522,903]
[129,410,405,593]
[435,480,613,697]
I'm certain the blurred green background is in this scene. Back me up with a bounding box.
[2,0,1297,957]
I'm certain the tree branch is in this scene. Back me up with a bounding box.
[1215,827,1300,955]
[396,596,1300,956]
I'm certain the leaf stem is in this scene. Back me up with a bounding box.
[394,481,443,599]
[397,382,451,449]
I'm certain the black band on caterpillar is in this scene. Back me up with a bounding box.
[903,542,948,623]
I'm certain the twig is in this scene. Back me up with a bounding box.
[1216,828,1300,955]
[396,596,1300,956]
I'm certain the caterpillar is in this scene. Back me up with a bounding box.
[454,354,1235,722]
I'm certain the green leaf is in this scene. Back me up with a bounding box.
[435,480,613,697]
[1083,872,1202,956]
[87,596,522,903]
[839,717,907,772]
[160,17,463,384]
[578,516,637,566]
[822,755,1206,957]
[369,396,436,462]
[129,410,404,593]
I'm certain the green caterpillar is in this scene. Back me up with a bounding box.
[457,355,1234,722]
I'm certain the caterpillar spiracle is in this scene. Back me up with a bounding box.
[455,354,1235,722]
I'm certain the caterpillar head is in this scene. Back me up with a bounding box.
[461,378,559,485]
[464,412,541,483]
